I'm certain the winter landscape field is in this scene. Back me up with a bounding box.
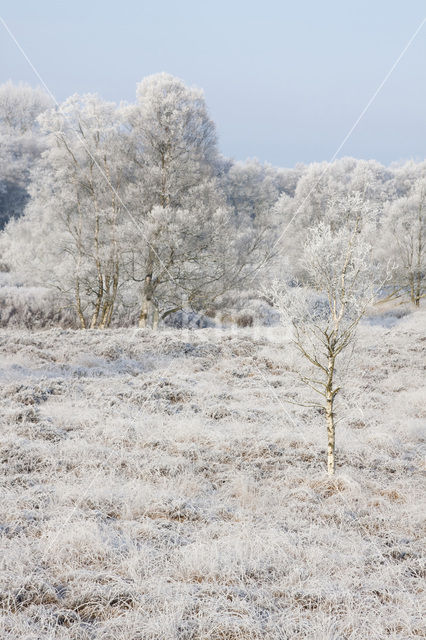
[0,308,424,639]
[1,3,426,638]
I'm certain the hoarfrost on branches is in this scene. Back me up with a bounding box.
[271,194,383,474]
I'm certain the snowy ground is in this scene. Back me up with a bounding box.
[0,310,425,639]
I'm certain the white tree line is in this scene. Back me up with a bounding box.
[0,75,424,330]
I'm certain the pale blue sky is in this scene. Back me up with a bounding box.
[1,1,425,167]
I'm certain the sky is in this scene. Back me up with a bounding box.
[1,0,425,168]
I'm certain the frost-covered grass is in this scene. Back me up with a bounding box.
[0,311,425,639]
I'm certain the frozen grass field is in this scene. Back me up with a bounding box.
[0,311,425,639]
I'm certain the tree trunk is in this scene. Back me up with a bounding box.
[139,273,154,328]
[89,211,104,328]
[325,353,336,475]
[138,249,155,328]
[98,302,111,329]
[414,284,421,307]
[73,199,86,329]
[414,210,423,306]
[75,277,86,329]
[102,267,119,329]
[326,395,335,475]
[138,296,152,328]
[152,306,159,330]
[89,273,104,329]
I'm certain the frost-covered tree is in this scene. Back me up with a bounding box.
[2,94,129,328]
[223,159,282,251]
[123,184,235,328]
[127,73,218,210]
[382,178,426,306]
[272,160,351,277]
[273,158,397,283]
[223,159,280,222]
[219,158,291,313]
[123,73,242,327]
[271,194,379,474]
[350,159,395,203]
[0,81,52,133]
[392,160,426,198]
[0,81,52,229]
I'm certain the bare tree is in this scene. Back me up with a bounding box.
[271,194,378,474]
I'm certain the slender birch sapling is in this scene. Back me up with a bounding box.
[272,194,378,474]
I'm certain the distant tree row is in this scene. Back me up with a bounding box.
[0,76,424,329]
